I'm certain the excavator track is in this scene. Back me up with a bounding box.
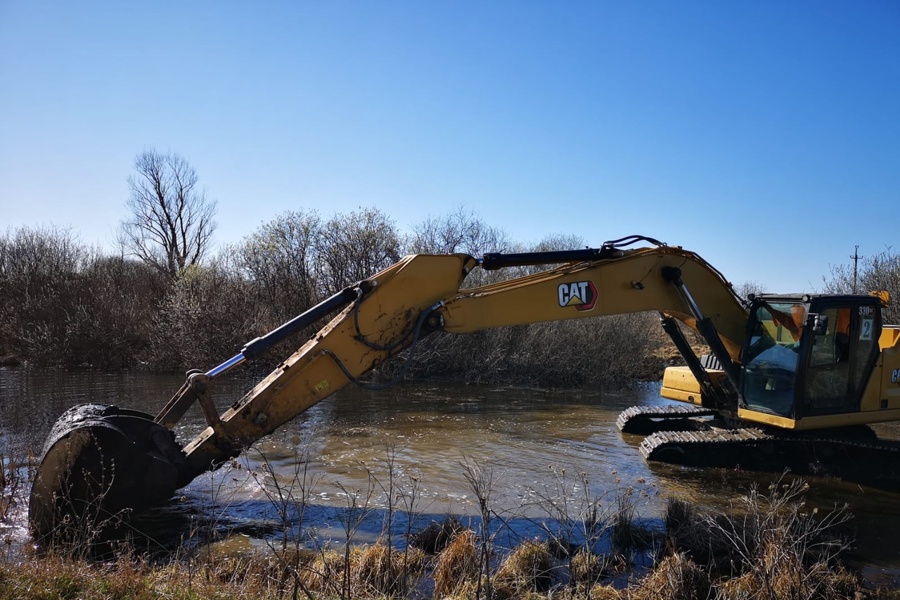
[639,427,769,461]
[616,405,717,434]
[637,424,900,491]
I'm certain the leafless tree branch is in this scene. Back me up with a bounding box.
[118,149,217,278]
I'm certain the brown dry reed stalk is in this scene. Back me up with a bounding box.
[492,539,554,599]
[335,475,376,599]
[630,552,711,600]
[38,437,137,560]
[461,454,501,600]
[0,553,277,600]
[433,529,479,597]
[297,548,349,596]
[249,439,322,600]
[611,490,636,554]
[716,546,860,600]
[0,450,21,522]
[354,542,425,597]
[662,474,863,599]
[532,467,613,561]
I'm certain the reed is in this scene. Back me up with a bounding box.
[433,529,479,597]
[0,450,21,523]
[492,539,554,599]
[631,553,711,600]
[354,542,425,597]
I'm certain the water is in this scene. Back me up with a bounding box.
[1,367,898,586]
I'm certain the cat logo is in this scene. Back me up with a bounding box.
[892,368,900,384]
[558,281,597,312]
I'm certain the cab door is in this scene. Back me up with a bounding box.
[798,299,882,417]
[741,300,807,417]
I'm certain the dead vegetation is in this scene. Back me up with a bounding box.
[1,504,896,600]
[409,515,468,554]
[3,441,897,600]
[0,451,24,523]
[433,529,479,597]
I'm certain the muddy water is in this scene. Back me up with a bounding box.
[1,367,898,586]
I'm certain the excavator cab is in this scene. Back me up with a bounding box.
[738,294,884,429]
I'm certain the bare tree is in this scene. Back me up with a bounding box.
[231,209,323,326]
[406,206,514,288]
[735,280,767,300]
[406,205,512,256]
[315,206,401,294]
[825,246,900,323]
[119,150,217,278]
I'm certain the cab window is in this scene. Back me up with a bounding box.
[742,302,805,416]
[801,303,880,416]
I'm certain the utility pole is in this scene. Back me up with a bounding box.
[851,245,861,293]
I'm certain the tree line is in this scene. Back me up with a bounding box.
[2,150,896,388]
[0,208,666,387]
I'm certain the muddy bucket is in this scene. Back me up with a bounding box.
[29,404,185,550]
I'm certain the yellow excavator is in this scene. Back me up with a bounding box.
[29,235,900,544]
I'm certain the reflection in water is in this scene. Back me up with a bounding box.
[1,367,898,585]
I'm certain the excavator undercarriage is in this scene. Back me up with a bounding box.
[618,405,900,491]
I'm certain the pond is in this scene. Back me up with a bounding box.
[0,367,898,586]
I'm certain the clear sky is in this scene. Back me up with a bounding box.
[1,1,898,293]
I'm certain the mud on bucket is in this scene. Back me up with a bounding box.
[29,404,185,551]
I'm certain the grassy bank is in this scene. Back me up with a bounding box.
[3,464,899,600]
[2,514,897,599]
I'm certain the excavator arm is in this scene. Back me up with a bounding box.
[175,252,478,479]
[181,238,748,475]
[29,236,749,544]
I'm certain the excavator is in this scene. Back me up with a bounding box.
[28,235,900,544]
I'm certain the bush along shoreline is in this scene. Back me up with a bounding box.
[0,219,728,388]
[5,210,898,384]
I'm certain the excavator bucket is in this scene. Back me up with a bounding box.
[29,404,185,549]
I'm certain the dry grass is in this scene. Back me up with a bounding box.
[631,553,711,600]
[493,539,554,599]
[0,531,890,600]
[0,554,272,600]
[0,543,425,600]
[658,477,878,600]
[354,542,425,596]
[584,584,626,600]
[716,542,860,600]
[570,549,603,591]
[611,489,654,555]
[663,496,694,537]
[569,549,628,594]
[297,548,347,595]
[871,588,900,600]
[433,529,479,597]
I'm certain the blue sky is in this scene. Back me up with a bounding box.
[1,1,898,293]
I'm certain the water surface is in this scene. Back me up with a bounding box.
[1,367,897,586]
